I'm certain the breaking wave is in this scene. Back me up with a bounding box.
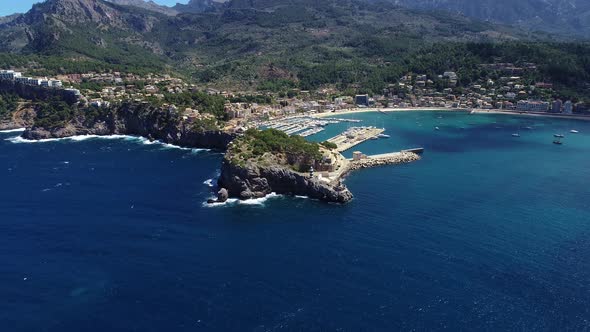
[0,128,26,133]
[5,134,209,152]
[203,192,282,207]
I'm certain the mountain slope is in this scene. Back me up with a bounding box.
[0,0,168,69]
[173,0,228,13]
[388,0,590,37]
[2,0,586,97]
[106,0,179,16]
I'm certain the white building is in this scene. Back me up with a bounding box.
[15,77,30,84]
[28,78,41,86]
[516,100,550,112]
[564,100,573,114]
[65,88,81,96]
[0,70,22,80]
[50,80,63,88]
[443,71,457,80]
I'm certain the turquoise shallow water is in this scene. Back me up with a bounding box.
[1,111,590,331]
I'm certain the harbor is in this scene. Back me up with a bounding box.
[257,116,361,137]
[327,126,386,152]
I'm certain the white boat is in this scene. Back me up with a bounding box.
[377,133,390,138]
[435,127,440,131]
[570,130,579,133]
[554,134,565,138]
[512,133,520,137]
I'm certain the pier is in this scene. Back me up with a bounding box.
[327,126,385,152]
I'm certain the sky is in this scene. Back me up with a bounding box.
[0,0,188,16]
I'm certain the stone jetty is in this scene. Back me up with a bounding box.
[348,151,420,171]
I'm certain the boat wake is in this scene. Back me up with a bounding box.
[203,178,215,187]
[5,134,209,153]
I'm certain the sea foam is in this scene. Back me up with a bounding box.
[5,134,209,152]
[0,128,26,133]
[203,192,282,207]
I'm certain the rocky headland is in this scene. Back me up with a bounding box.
[21,102,236,150]
[218,156,354,203]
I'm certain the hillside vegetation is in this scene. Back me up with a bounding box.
[229,128,322,172]
[0,0,588,100]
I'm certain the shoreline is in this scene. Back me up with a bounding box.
[470,109,590,121]
[311,107,466,118]
[311,107,590,121]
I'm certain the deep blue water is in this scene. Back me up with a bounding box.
[2,111,590,331]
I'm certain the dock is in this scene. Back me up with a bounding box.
[327,126,385,152]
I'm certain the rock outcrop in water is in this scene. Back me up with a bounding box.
[21,103,236,150]
[218,157,354,203]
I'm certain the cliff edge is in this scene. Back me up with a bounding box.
[216,128,354,203]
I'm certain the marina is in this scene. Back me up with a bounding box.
[257,116,362,137]
[327,126,385,152]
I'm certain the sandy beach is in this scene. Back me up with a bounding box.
[312,107,590,121]
[312,107,468,118]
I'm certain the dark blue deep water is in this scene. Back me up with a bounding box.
[2,111,590,331]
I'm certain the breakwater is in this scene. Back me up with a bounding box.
[348,151,421,171]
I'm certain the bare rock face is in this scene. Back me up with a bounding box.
[217,188,229,203]
[218,158,353,204]
[21,103,236,150]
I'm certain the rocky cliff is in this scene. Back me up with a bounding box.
[218,157,354,204]
[22,103,236,150]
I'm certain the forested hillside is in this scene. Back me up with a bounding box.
[0,0,588,99]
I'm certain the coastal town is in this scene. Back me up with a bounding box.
[0,61,588,135]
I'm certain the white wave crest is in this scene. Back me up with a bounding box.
[5,136,61,143]
[5,134,209,152]
[203,192,282,207]
[203,198,239,207]
[0,128,26,133]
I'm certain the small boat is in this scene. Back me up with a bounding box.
[570,130,579,133]
[377,133,390,138]
[524,126,533,130]
[554,134,565,138]
[435,127,440,131]
[512,133,520,137]
[370,136,379,140]
[553,140,563,145]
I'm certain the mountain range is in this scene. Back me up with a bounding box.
[0,0,588,95]
[389,0,590,37]
[58,0,590,37]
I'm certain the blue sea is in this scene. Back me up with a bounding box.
[2,111,590,331]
